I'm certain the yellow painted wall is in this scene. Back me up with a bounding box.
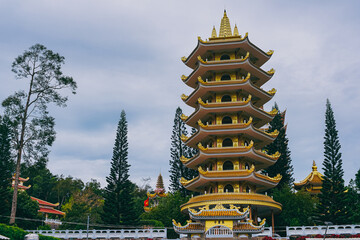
[205,220,233,231]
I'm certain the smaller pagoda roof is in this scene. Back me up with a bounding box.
[294,161,323,191]
[38,208,65,216]
[233,219,266,233]
[180,165,282,192]
[31,196,59,207]
[173,220,204,234]
[12,175,29,182]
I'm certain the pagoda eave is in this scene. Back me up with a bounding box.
[181,193,282,217]
[184,79,274,108]
[184,124,276,149]
[184,60,272,89]
[183,148,278,170]
[184,102,274,128]
[183,37,271,69]
[182,171,280,192]
[189,207,249,220]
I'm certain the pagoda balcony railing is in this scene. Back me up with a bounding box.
[286,225,360,237]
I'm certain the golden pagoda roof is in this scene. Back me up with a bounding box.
[233,219,266,233]
[172,220,204,233]
[182,100,277,129]
[181,73,276,108]
[180,118,279,149]
[180,165,282,192]
[294,161,324,191]
[147,192,168,198]
[181,192,282,216]
[180,147,280,170]
[182,56,274,89]
[188,204,249,219]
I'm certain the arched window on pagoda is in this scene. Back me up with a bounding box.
[222,138,233,147]
[224,184,234,193]
[243,118,248,124]
[223,161,234,171]
[221,95,232,102]
[246,186,251,193]
[221,74,231,81]
[222,116,232,124]
[244,162,250,170]
[244,140,249,146]
[220,54,230,60]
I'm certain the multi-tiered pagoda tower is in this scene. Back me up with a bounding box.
[173,11,282,239]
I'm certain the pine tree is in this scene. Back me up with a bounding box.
[184,127,199,181]
[263,103,294,189]
[318,99,349,224]
[102,110,136,225]
[0,116,14,217]
[169,107,198,196]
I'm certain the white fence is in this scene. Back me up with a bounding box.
[286,225,360,237]
[27,228,167,239]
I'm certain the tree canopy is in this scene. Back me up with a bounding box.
[2,44,77,224]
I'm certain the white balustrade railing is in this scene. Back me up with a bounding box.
[286,225,360,237]
[27,228,167,239]
[206,226,233,238]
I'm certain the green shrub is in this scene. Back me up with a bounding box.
[0,223,60,240]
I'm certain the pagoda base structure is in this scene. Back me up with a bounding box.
[173,193,281,239]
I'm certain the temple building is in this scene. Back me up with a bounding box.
[172,11,282,239]
[294,161,323,195]
[12,175,65,227]
[144,173,168,212]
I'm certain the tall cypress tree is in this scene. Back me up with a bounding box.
[0,116,14,218]
[169,107,198,196]
[318,99,349,224]
[263,103,294,189]
[102,110,136,225]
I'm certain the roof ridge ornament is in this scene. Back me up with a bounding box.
[211,26,217,38]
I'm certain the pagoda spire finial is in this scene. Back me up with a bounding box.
[211,25,217,38]
[233,24,239,36]
[219,9,232,37]
[312,160,318,171]
[156,173,165,189]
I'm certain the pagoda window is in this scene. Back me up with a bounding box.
[220,54,230,60]
[246,186,251,193]
[224,184,234,193]
[221,95,232,102]
[223,161,234,170]
[244,140,249,146]
[222,138,233,147]
[245,163,250,170]
[221,74,231,81]
[222,116,232,124]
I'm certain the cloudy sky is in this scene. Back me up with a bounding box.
[1,0,359,190]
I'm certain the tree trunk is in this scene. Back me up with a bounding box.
[9,73,34,224]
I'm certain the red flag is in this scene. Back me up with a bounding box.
[144,197,149,207]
